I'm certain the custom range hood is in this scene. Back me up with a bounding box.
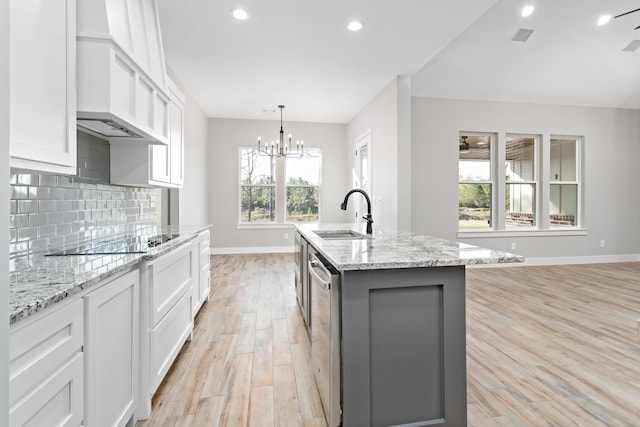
[76,0,170,144]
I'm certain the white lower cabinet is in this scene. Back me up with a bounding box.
[150,291,192,392]
[193,230,211,315]
[9,299,84,427]
[138,242,194,418]
[84,269,140,427]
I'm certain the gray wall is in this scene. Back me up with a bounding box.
[9,132,157,259]
[346,76,413,232]
[411,97,640,258]
[208,117,350,250]
[1,0,10,420]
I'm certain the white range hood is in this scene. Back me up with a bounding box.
[76,0,170,145]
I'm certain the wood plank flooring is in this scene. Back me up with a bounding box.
[137,255,640,426]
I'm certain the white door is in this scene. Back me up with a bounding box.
[353,130,372,219]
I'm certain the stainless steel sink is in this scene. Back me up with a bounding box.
[313,230,372,240]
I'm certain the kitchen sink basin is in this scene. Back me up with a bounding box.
[313,230,372,240]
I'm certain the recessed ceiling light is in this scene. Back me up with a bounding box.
[597,14,611,26]
[347,20,363,31]
[521,5,534,18]
[232,8,249,20]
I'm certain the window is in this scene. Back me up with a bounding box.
[458,132,582,233]
[285,149,321,222]
[505,135,537,228]
[459,134,493,229]
[240,148,276,222]
[550,137,579,227]
[239,148,322,224]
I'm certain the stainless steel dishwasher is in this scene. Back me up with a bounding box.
[308,252,341,427]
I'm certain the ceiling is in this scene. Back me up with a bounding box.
[157,0,640,124]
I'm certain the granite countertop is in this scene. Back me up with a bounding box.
[9,225,211,325]
[295,223,523,271]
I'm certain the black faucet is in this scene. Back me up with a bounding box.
[341,189,374,234]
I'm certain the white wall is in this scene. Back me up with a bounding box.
[412,97,640,258]
[347,76,413,232]
[1,0,9,421]
[208,118,349,250]
[178,88,209,226]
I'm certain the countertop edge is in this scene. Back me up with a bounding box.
[295,223,524,272]
[9,225,211,325]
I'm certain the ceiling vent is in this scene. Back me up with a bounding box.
[511,28,534,42]
[623,40,640,52]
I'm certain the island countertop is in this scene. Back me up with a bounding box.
[9,225,211,325]
[295,223,523,271]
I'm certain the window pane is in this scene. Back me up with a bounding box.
[506,136,535,182]
[240,148,275,184]
[285,149,321,185]
[459,135,491,181]
[241,186,275,222]
[459,183,491,228]
[505,183,536,227]
[286,186,319,222]
[550,184,577,226]
[550,138,576,181]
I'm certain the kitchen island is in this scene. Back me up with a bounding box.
[295,223,523,427]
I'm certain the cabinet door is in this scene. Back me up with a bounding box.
[150,243,193,325]
[84,270,140,427]
[168,84,184,185]
[150,143,171,183]
[9,0,76,174]
[9,299,84,427]
[150,291,192,393]
[9,353,83,427]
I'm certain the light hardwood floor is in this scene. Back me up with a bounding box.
[137,255,640,426]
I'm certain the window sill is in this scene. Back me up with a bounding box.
[236,223,296,230]
[236,222,319,230]
[457,228,587,238]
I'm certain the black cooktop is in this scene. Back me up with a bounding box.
[46,234,179,256]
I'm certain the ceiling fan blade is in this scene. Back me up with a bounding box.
[614,7,640,18]
[635,24,640,30]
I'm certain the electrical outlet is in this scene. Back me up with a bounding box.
[600,240,605,248]
[511,242,517,250]
[284,233,289,240]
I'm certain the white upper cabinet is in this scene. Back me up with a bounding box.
[111,77,185,188]
[76,0,169,144]
[9,0,77,175]
[152,78,185,186]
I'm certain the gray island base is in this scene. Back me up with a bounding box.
[342,266,466,426]
[294,223,523,427]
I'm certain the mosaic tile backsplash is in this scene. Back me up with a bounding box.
[9,132,158,259]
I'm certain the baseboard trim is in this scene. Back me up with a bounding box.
[469,253,640,268]
[210,246,295,255]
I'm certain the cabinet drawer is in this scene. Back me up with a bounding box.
[10,299,83,407]
[149,242,194,325]
[10,352,83,427]
[200,247,210,275]
[150,292,192,393]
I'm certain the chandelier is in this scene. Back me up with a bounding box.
[257,105,304,158]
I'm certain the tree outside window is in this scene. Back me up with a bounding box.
[459,134,493,229]
[286,149,321,222]
[240,148,276,222]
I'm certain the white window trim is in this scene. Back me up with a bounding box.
[458,132,584,235]
[237,146,322,226]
